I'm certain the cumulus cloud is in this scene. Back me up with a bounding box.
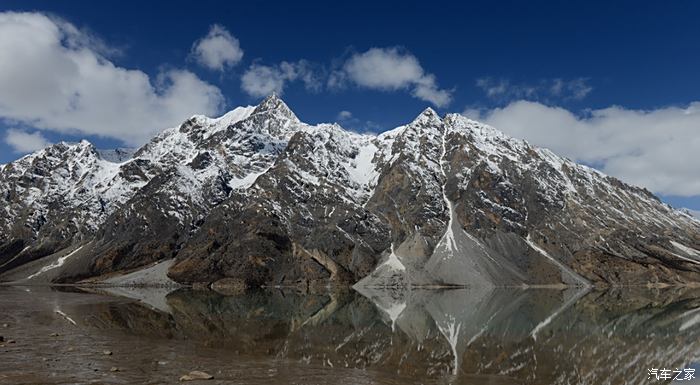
[337,110,353,120]
[4,129,51,152]
[241,60,321,98]
[466,100,700,196]
[190,24,244,71]
[331,47,453,107]
[476,77,593,102]
[0,12,225,145]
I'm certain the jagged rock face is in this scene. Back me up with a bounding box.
[0,141,154,274]
[410,113,699,287]
[170,124,391,286]
[52,101,306,281]
[1,95,700,286]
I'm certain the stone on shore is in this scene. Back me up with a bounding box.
[180,370,214,381]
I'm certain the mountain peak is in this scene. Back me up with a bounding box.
[252,93,299,122]
[411,107,442,125]
[50,139,95,154]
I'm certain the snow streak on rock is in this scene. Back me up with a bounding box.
[27,245,83,280]
[525,235,590,287]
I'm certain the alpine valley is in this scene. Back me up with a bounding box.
[1,95,699,289]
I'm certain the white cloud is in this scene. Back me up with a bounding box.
[4,129,51,152]
[333,47,453,107]
[190,24,243,71]
[333,109,382,133]
[466,100,700,196]
[476,77,592,102]
[341,48,423,90]
[337,110,353,120]
[0,12,225,146]
[412,74,453,108]
[241,60,320,98]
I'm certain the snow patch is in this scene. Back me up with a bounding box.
[344,141,379,187]
[229,168,268,190]
[27,245,84,280]
[671,241,700,258]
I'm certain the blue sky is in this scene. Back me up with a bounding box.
[0,0,699,210]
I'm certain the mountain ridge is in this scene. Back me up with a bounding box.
[1,94,699,288]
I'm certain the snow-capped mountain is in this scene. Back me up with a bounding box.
[1,95,699,287]
[0,140,156,273]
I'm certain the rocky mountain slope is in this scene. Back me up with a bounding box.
[1,95,699,287]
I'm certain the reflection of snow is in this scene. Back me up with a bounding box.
[679,308,700,332]
[27,245,83,279]
[55,308,77,326]
[379,301,406,332]
[435,314,461,375]
[530,288,588,340]
[466,309,501,347]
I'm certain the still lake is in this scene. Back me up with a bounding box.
[0,285,699,384]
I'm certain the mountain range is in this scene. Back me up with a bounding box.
[1,95,699,288]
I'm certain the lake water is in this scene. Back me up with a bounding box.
[0,285,699,384]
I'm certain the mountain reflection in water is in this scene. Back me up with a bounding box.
[59,286,700,384]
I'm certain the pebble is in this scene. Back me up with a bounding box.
[2,324,8,328]
[103,350,113,356]
[49,333,60,337]
[7,339,15,344]
[110,367,119,372]
[180,371,214,381]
